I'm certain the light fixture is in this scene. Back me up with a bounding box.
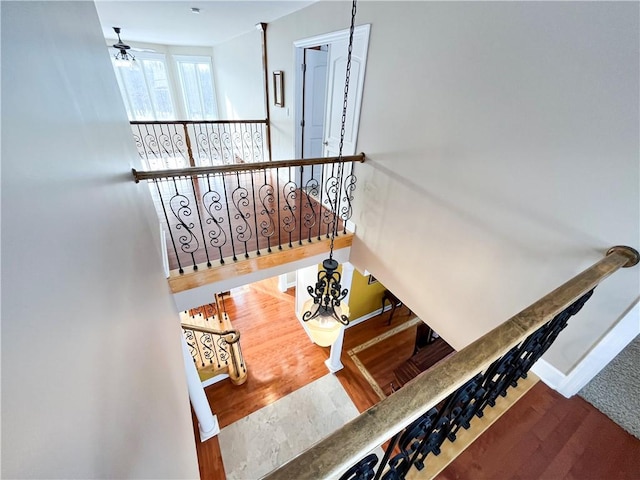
[112,27,136,67]
[302,259,351,347]
[191,7,201,14]
[301,0,358,347]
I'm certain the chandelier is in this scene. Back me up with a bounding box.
[301,0,357,347]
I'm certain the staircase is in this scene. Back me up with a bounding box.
[181,295,247,386]
[393,338,455,388]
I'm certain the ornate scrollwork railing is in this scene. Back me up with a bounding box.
[132,154,364,274]
[130,119,269,170]
[181,322,247,386]
[262,246,639,480]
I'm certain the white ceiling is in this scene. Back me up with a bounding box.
[95,1,315,47]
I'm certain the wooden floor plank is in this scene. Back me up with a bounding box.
[192,278,418,478]
[190,279,640,480]
[437,382,640,480]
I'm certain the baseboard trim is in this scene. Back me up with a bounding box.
[346,305,393,329]
[201,373,230,388]
[532,302,639,398]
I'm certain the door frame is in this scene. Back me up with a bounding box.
[293,24,371,159]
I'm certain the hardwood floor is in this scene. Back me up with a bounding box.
[192,277,418,479]
[190,280,640,480]
[437,381,640,480]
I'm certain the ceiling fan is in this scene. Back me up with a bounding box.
[111,27,156,64]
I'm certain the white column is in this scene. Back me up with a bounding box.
[277,273,288,292]
[325,262,355,373]
[325,326,346,373]
[181,335,220,442]
[341,262,355,306]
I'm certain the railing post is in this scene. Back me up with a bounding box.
[257,22,273,161]
[180,334,219,442]
[183,123,196,167]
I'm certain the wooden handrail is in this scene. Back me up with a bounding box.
[181,322,241,344]
[130,119,268,125]
[263,246,639,480]
[132,153,366,182]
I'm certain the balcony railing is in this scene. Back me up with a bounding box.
[263,246,639,480]
[133,154,364,275]
[130,119,270,170]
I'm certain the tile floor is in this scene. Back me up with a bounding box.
[218,374,362,479]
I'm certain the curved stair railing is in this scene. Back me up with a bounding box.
[263,246,639,480]
[181,323,247,386]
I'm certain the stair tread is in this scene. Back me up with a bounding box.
[393,361,422,387]
[412,338,455,370]
[393,338,456,389]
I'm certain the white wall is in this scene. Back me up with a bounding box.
[1,2,199,478]
[262,1,639,374]
[213,29,265,119]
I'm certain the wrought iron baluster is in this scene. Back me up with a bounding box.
[155,179,183,273]
[203,173,227,264]
[339,454,379,480]
[186,328,206,367]
[169,177,200,271]
[199,331,216,366]
[212,123,223,165]
[302,164,320,243]
[341,161,357,234]
[143,124,161,169]
[444,374,486,442]
[217,335,230,365]
[255,123,265,162]
[231,171,253,258]
[318,163,326,240]
[282,167,297,248]
[221,123,232,164]
[232,123,242,163]
[191,175,211,267]
[371,432,400,480]
[193,123,206,166]
[159,124,174,168]
[475,345,520,417]
[298,166,304,246]
[183,328,199,364]
[323,165,339,238]
[276,167,282,250]
[258,167,276,253]
[241,124,251,164]
[250,170,261,255]
[249,123,257,163]
[333,161,345,237]
[221,173,237,261]
[131,124,147,167]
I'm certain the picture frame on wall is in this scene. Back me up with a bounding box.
[273,71,284,107]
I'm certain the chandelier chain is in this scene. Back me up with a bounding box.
[330,0,357,258]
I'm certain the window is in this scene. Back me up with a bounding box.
[174,56,218,120]
[112,52,175,120]
[111,52,218,121]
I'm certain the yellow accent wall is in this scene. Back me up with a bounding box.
[347,268,387,321]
